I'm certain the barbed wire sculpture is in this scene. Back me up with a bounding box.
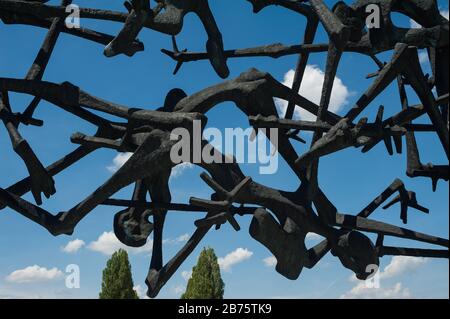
[0,0,448,298]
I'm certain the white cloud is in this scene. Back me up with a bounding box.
[6,265,63,283]
[107,152,132,173]
[163,233,189,245]
[341,256,427,299]
[88,231,190,256]
[275,65,351,121]
[176,233,190,242]
[171,162,194,178]
[0,292,45,299]
[306,232,324,242]
[410,19,422,29]
[341,282,411,299]
[218,248,253,272]
[410,10,448,28]
[0,289,58,299]
[88,231,128,255]
[263,256,277,267]
[418,51,429,65]
[87,231,153,256]
[181,270,192,281]
[107,153,194,177]
[61,239,85,253]
[381,256,427,279]
[133,284,149,299]
[173,285,185,296]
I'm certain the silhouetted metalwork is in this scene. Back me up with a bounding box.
[0,0,448,298]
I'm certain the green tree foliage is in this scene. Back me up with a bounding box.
[99,249,139,299]
[181,247,225,299]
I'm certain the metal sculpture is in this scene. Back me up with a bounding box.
[0,0,448,298]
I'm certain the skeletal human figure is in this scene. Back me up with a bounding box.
[1,68,448,298]
[0,0,229,78]
[0,92,55,205]
[0,0,74,205]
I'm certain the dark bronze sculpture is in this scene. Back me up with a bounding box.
[0,0,448,298]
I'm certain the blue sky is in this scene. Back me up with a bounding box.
[0,0,448,299]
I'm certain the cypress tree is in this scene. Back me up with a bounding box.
[99,249,139,299]
[181,247,225,299]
